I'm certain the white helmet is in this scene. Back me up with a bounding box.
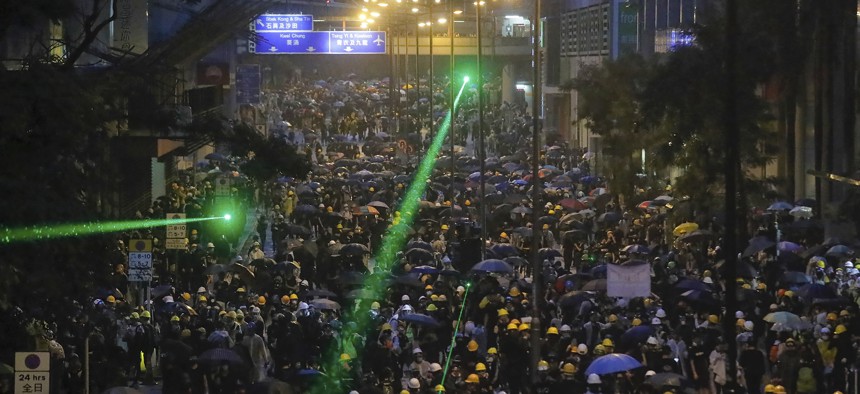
[655,308,666,318]
[647,336,659,346]
[587,373,602,384]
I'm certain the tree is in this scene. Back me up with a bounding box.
[213,123,312,184]
[569,54,655,207]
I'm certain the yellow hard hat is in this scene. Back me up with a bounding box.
[430,294,439,302]
[281,295,290,304]
[369,187,375,192]
[510,319,521,326]
[737,318,746,327]
[839,309,850,317]
[182,292,191,301]
[548,210,555,215]
[827,312,837,321]
[509,287,521,297]
[757,282,767,290]
[497,308,509,317]
[547,327,559,335]
[542,224,550,230]
[441,224,449,230]
[131,312,139,319]
[198,295,207,302]
[608,314,618,323]
[773,385,786,393]
[337,223,344,229]
[784,290,794,298]
[426,304,438,312]
[834,324,847,334]
[467,340,479,351]
[602,338,614,347]
[327,206,333,212]
[554,205,562,211]
[562,362,576,374]
[237,287,246,293]
[817,260,826,268]
[226,311,237,319]
[340,353,351,362]
[141,311,151,319]
[170,315,180,322]
[475,362,487,372]
[507,322,518,330]
[465,374,480,383]
[632,318,642,326]
[487,347,498,354]
[764,384,776,393]
[518,323,530,331]
[434,385,446,392]
[425,284,433,290]
[465,200,471,206]
[500,232,508,239]
[538,360,550,370]
[708,314,719,324]
[258,296,267,305]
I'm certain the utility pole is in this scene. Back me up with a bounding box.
[477,0,487,259]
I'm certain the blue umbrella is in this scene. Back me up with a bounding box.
[585,353,643,375]
[620,326,654,350]
[490,244,519,258]
[589,264,608,278]
[622,244,651,254]
[767,201,794,212]
[580,175,599,184]
[471,259,514,274]
[675,278,711,292]
[298,369,326,376]
[778,241,804,254]
[199,348,244,365]
[410,265,440,274]
[407,241,434,252]
[743,236,775,257]
[781,271,812,286]
[400,313,440,327]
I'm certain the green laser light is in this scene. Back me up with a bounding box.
[463,75,470,82]
[223,214,232,221]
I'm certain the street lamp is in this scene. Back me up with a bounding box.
[476,0,487,258]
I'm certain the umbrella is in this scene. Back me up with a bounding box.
[471,259,514,274]
[589,265,608,278]
[205,153,228,161]
[679,229,713,243]
[777,241,804,254]
[406,240,434,252]
[490,244,519,258]
[585,353,643,375]
[166,302,198,316]
[825,244,853,257]
[558,198,588,211]
[767,201,794,212]
[306,288,337,298]
[771,321,814,331]
[340,243,370,256]
[763,311,802,324]
[781,271,812,285]
[250,258,276,270]
[619,326,654,349]
[410,265,440,274]
[581,279,607,292]
[743,236,775,257]
[151,284,174,299]
[199,348,244,365]
[622,244,651,254]
[511,227,533,237]
[353,206,380,216]
[284,224,311,236]
[539,248,562,260]
[789,206,814,219]
[795,198,816,207]
[796,283,837,301]
[400,313,440,327]
[368,201,390,210]
[675,278,711,292]
[597,212,622,223]
[647,373,691,388]
[673,222,699,236]
[228,263,256,284]
[406,248,435,264]
[309,298,341,310]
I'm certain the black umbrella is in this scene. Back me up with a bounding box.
[647,372,691,389]
[340,243,370,256]
[406,248,435,264]
[490,244,519,258]
[539,248,562,260]
[151,285,174,299]
[400,313,440,327]
[504,256,529,267]
[306,288,337,298]
[597,212,622,223]
[199,348,244,365]
[512,226,533,237]
[406,240,434,252]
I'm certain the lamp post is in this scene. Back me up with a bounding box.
[449,0,456,224]
[529,0,543,385]
[476,0,487,259]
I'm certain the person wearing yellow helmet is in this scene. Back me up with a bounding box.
[465,373,480,384]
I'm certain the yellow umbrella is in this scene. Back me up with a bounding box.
[673,222,699,236]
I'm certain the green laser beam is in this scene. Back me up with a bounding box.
[439,282,471,391]
[0,216,227,243]
[316,78,469,394]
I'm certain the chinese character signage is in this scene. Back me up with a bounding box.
[254,14,314,32]
[252,31,387,55]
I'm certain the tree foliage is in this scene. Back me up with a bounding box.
[572,5,781,212]
[212,123,312,184]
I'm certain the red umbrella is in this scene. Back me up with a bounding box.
[558,198,588,211]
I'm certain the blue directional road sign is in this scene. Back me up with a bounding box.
[252,31,387,55]
[235,64,261,104]
[254,14,314,32]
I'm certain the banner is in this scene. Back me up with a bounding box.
[607,263,651,298]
